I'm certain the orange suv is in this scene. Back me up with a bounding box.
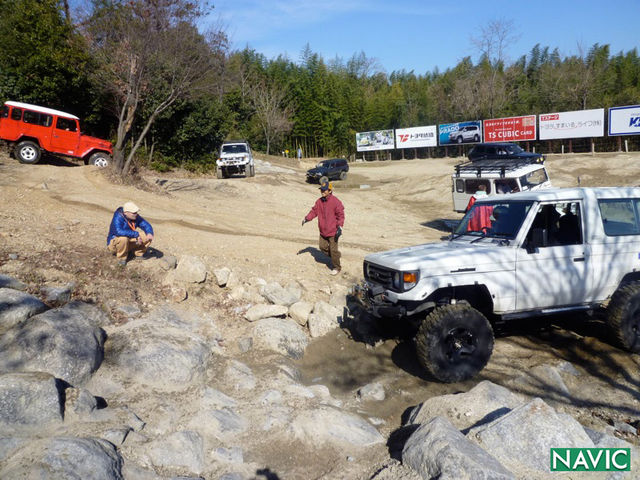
[0,101,112,167]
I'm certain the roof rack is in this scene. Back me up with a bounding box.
[454,158,544,178]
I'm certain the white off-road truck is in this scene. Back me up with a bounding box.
[355,187,640,382]
[216,140,255,178]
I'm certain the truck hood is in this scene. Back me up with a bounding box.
[80,134,112,149]
[306,167,326,175]
[364,240,515,275]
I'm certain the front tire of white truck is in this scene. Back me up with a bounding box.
[416,304,494,383]
[607,282,640,353]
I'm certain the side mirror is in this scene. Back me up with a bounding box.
[526,228,547,253]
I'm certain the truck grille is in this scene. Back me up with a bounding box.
[364,262,396,290]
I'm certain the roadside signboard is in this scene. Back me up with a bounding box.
[438,121,482,146]
[539,109,604,140]
[609,105,640,136]
[395,125,437,149]
[356,130,395,151]
[483,115,536,142]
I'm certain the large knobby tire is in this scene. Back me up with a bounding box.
[88,152,110,168]
[607,282,640,353]
[249,165,255,177]
[339,171,347,181]
[416,304,494,383]
[15,141,41,164]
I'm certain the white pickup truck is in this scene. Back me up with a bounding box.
[356,187,640,382]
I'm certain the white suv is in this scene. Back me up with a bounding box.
[216,140,254,178]
[449,125,481,144]
[356,187,640,382]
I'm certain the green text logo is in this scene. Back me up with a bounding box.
[550,448,630,471]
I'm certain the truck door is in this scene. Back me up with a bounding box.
[50,117,80,155]
[515,201,591,310]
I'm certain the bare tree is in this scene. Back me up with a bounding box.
[471,18,519,117]
[83,0,227,176]
[250,80,293,155]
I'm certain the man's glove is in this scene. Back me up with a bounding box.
[301,218,307,226]
[335,226,342,239]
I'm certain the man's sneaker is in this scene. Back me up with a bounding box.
[330,269,340,276]
[117,259,127,267]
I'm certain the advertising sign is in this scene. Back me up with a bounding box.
[395,125,437,149]
[483,115,536,142]
[609,105,640,136]
[438,121,482,146]
[539,109,604,140]
[356,129,394,152]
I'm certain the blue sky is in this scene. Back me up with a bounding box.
[210,0,639,74]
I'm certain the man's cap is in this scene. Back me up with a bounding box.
[123,201,140,213]
[319,181,333,192]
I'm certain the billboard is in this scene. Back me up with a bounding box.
[356,130,394,152]
[438,121,482,146]
[395,125,437,149]
[609,105,640,136]
[539,109,604,140]
[484,115,536,142]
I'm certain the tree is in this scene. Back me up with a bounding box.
[250,80,293,155]
[83,0,227,176]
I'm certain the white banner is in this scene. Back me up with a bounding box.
[356,130,394,152]
[539,109,604,140]
[395,125,437,148]
[609,105,640,136]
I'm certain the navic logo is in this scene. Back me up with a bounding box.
[550,448,630,471]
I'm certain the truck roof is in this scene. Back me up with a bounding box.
[453,159,544,178]
[475,186,640,203]
[5,101,78,120]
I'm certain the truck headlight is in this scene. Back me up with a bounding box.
[402,271,419,291]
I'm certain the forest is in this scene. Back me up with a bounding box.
[1,0,639,174]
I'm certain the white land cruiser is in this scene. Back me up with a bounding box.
[356,187,640,382]
[452,157,551,212]
[216,140,255,178]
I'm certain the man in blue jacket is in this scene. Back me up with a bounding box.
[107,201,154,266]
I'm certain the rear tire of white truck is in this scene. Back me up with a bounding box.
[15,141,41,164]
[416,304,494,383]
[607,282,640,353]
[249,165,255,177]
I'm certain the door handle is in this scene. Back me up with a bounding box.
[573,257,585,262]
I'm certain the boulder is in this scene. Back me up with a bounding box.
[288,301,313,325]
[466,398,594,475]
[244,304,288,322]
[0,372,63,427]
[290,406,384,447]
[358,382,385,402]
[0,302,107,386]
[0,437,123,480]
[253,318,309,359]
[40,284,73,307]
[224,360,256,391]
[403,416,514,480]
[0,288,47,330]
[64,387,98,420]
[158,254,177,271]
[0,274,27,291]
[214,267,232,286]
[146,430,204,475]
[173,256,207,283]
[308,313,340,338]
[407,380,524,431]
[261,282,301,306]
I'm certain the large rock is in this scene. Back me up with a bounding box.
[407,380,524,431]
[146,430,204,475]
[173,255,207,283]
[288,301,313,325]
[213,267,231,286]
[0,288,47,330]
[0,437,123,480]
[252,318,309,359]
[107,319,210,390]
[224,360,256,391]
[467,398,594,475]
[403,416,514,480]
[290,406,384,447]
[0,302,107,386]
[0,372,63,428]
[0,274,27,291]
[244,304,288,322]
[309,301,342,336]
[261,282,301,306]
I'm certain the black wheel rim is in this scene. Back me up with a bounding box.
[445,327,477,362]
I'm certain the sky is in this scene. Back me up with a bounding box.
[210,0,640,74]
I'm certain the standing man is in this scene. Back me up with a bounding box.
[107,201,154,266]
[302,180,344,275]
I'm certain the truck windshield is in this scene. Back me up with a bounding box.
[505,144,524,154]
[454,200,534,239]
[222,144,247,154]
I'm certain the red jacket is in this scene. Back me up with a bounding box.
[305,193,345,237]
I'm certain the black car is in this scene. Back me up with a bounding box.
[468,143,545,163]
[306,158,349,183]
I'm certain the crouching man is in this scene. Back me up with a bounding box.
[107,201,154,266]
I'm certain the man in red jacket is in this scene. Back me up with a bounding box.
[302,180,345,275]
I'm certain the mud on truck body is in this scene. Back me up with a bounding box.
[355,187,640,382]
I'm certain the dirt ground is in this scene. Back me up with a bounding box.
[1,149,639,477]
